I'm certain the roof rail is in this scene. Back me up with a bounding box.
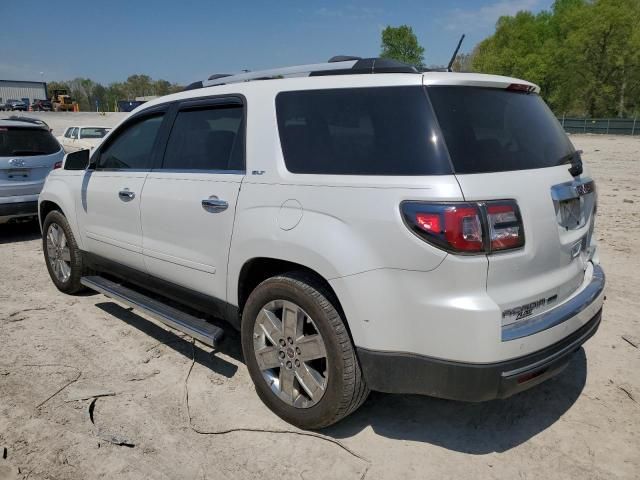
[186,57,419,91]
[5,115,49,128]
[328,55,362,62]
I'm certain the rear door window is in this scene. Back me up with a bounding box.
[161,104,244,171]
[427,86,574,174]
[0,127,60,156]
[276,87,451,175]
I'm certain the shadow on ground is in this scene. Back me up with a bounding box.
[94,300,587,455]
[0,219,41,244]
[96,301,241,378]
[326,349,587,454]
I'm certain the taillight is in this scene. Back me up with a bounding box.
[486,202,524,251]
[401,200,524,254]
[53,161,63,169]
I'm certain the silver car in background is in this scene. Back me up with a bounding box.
[0,117,64,224]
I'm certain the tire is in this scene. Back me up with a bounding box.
[241,271,369,429]
[42,210,85,294]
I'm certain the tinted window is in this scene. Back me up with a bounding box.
[427,86,574,174]
[98,115,163,169]
[80,127,109,139]
[162,105,244,171]
[276,87,451,175]
[0,127,60,156]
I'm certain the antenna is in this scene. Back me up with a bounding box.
[446,34,466,72]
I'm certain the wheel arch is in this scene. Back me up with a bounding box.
[39,200,63,229]
[236,257,347,322]
[38,178,84,250]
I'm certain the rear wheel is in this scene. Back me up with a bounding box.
[241,272,369,429]
[42,210,85,294]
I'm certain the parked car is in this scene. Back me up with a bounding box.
[31,99,53,111]
[38,58,605,429]
[2,99,28,111]
[5,100,29,112]
[0,117,64,224]
[58,126,111,152]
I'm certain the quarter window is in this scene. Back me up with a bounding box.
[98,115,163,170]
[162,105,244,171]
[276,87,451,175]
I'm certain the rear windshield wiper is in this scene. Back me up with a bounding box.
[557,150,583,177]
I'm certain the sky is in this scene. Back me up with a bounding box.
[0,0,553,86]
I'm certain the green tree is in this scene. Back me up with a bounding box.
[380,25,425,68]
[125,74,153,98]
[451,50,476,72]
[470,0,640,117]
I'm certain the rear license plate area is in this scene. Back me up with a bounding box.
[7,169,30,179]
[558,197,583,229]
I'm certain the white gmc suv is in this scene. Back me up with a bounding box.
[38,58,605,429]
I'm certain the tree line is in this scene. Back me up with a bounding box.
[380,0,640,118]
[46,75,183,112]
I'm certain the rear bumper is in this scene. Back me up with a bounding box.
[0,200,38,218]
[358,308,602,401]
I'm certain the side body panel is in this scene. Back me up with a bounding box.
[76,171,148,271]
[38,170,86,249]
[140,172,242,300]
[226,84,469,349]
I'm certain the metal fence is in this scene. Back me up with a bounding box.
[558,116,639,135]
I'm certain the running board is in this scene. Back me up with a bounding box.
[81,275,224,347]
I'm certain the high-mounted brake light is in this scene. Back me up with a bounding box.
[507,83,536,93]
[401,200,524,254]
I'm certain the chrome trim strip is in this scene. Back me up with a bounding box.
[502,264,605,342]
[148,169,245,175]
[550,177,595,202]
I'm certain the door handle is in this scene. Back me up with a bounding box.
[118,189,135,201]
[202,197,228,213]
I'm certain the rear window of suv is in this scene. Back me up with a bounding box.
[427,86,574,174]
[276,87,451,175]
[0,127,60,156]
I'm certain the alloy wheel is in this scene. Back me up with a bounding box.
[46,223,71,283]
[253,299,328,408]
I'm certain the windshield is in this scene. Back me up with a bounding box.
[0,127,61,156]
[80,127,110,139]
[427,86,574,174]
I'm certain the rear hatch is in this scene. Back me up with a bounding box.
[427,84,597,327]
[0,126,62,197]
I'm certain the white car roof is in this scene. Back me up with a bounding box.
[135,70,540,117]
[0,119,47,129]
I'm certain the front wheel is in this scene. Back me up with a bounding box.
[42,210,85,294]
[241,272,369,429]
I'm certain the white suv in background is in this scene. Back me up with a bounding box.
[38,57,605,429]
[1,117,64,224]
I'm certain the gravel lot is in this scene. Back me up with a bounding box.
[1,118,639,479]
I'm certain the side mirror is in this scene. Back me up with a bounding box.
[64,149,90,170]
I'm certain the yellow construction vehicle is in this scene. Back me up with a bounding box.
[51,89,76,112]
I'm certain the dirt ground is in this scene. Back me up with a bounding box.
[1,131,639,480]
